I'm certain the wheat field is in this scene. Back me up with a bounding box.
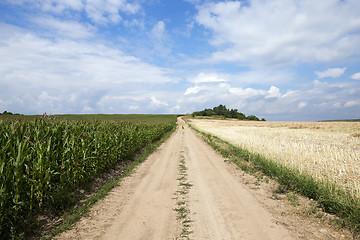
[189,119,360,199]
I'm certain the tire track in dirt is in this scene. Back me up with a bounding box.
[181,120,293,240]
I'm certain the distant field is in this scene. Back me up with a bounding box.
[319,119,360,122]
[0,114,178,123]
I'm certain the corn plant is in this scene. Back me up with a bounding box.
[0,115,176,238]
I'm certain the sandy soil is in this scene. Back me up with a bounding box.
[56,118,353,240]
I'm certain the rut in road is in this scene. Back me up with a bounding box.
[57,118,293,239]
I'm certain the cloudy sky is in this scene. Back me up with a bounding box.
[0,0,360,121]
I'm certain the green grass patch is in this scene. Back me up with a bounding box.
[174,154,193,239]
[318,119,360,122]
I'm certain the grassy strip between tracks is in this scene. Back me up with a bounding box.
[188,124,360,237]
[40,126,176,240]
[174,154,193,239]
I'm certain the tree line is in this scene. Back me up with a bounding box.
[192,104,265,121]
[0,111,22,115]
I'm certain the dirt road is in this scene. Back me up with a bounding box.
[57,118,350,239]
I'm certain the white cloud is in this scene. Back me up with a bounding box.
[229,85,282,101]
[8,0,84,13]
[148,20,174,58]
[344,100,360,107]
[184,86,201,95]
[189,72,226,83]
[184,81,230,96]
[7,0,141,24]
[82,105,94,113]
[1,1,360,121]
[313,79,321,86]
[95,92,178,114]
[229,87,266,98]
[86,0,121,24]
[195,0,360,66]
[282,90,298,98]
[298,102,307,109]
[351,72,360,80]
[315,67,347,78]
[151,21,166,39]
[178,73,360,121]
[0,23,177,114]
[266,86,281,99]
[31,16,95,39]
[150,96,168,107]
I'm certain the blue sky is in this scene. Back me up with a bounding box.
[0,0,360,121]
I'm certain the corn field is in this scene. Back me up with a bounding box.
[0,115,176,238]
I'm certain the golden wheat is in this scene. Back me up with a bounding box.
[189,119,360,198]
